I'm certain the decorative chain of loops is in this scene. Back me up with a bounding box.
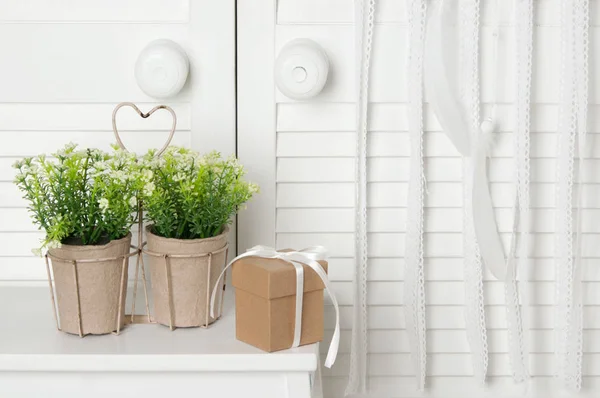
[461,0,488,384]
[555,0,588,392]
[347,0,376,395]
[562,0,588,391]
[573,0,588,391]
[404,0,428,390]
[505,0,533,383]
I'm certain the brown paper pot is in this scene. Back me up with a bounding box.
[146,225,228,328]
[49,234,131,336]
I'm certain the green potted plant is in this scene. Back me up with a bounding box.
[141,147,258,328]
[13,143,147,335]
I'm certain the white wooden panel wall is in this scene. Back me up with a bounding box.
[241,0,600,397]
[0,1,236,280]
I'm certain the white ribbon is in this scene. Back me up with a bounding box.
[471,121,506,281]
[209,245,340,368]
[426,0,490,383]
[405,0,428,389]
[424,0,471,156]
[424,0,505,281]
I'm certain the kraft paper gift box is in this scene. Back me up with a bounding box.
[231,252,328,352]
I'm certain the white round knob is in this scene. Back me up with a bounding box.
[480,118,495,135]
[275,39,329,100]
[135,39,189,99]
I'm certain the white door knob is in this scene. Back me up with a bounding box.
[135,39,189,99]
[275,39,329,100]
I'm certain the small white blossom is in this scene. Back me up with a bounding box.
[47,240,62,249]
[248,183,259,194]
[143,182,155,196]
[31,248,43,257]
[173,173,186,182]
[113,170,127,183]
[55,142,77,157]
[142,169,153,182]
[99,198,109,213]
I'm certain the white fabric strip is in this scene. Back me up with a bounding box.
[423,0,470,156]
[460,0,489,384]
[404,0,427,390]
[425,0,505,283]
[555,0,576,387]
[424,0,490,382]
[291,261,305,348]
[555,0,589,391]
[555,0,588,391]
[569,0,588,390]
[209,246,341,368]
[346,0,376,395]
[504,0,534,384]
[467,1,505,283]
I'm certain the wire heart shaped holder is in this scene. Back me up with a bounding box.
[112,102,177,156]
[44,102,229,336]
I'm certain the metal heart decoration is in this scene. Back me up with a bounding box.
[111,102,177,156]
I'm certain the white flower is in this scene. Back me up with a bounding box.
[31,248,42,257]
[173,173,186,182]
[143,182,155,196]
[99,198,109,213]
[47,240,62,249]
[129,197,137,207]
[142,169,153,182]
[248,183,259,194]
[55,142,77,157]
[113,170,127,183]
[89,148,102,157]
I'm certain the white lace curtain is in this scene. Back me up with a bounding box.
[345,0,590,394]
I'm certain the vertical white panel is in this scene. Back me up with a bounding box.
[188,0,237,254]
[188,0,236,155]
[237,0,277,250]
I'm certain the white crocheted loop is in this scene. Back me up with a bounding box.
[404,0,428,391]
[504,0,533,384]
[460,0,489,384]
[555,0,588,392]
[346,0,376,395]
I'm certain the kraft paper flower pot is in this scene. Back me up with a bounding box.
[146,225,229,328]
[48,234,131,336]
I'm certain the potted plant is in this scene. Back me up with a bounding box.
[13,143,147,335]
[141,147,258,328]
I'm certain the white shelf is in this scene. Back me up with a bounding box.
[0,287,318,373]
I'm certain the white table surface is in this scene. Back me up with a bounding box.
[0,286,319,373]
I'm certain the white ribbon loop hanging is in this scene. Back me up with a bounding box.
[424,0,506,281]
[471,121,507,281]
[425,0,490,383]
[424,0,471,156]
[209,246,341,369]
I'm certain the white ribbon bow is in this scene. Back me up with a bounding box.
[210,245,340,368]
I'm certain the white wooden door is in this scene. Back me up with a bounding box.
[236,1,600,397]
[0,0,236,281]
